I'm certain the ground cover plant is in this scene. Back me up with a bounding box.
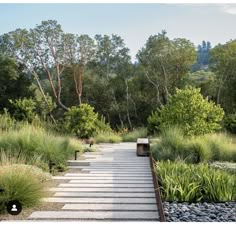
[156,160,236,202]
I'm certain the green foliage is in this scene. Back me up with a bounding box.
[0,55,34,112]
[122,128,147,142]
[0,125,84,172]
[156,160,236,202]
[64,104,99,138]
[224,114,236,134]
[95,116,112,133]
[0,164,45,212]
[94,132,122,143]
[147,110,162,135]
[0,109,17,132]
[152,126,236,163]
[159,87,225,136]
[10,97,37,123]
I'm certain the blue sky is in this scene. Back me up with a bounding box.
[1,3,236,61]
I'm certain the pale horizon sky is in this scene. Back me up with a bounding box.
[1,3,236,61]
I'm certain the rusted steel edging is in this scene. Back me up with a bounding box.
[149,152,166,222]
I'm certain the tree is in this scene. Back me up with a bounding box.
[137,31,196,106]
[210,40,236,113]
[91,34,132,128]
[0,54,33,112]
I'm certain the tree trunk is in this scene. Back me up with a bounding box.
[125,79,132,130]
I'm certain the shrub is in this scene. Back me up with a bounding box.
[95,116,112,133]
[156,160,236,202]
[122,128,147,142]
[9,97,38,123]
[0,164,45,212]
[94,132,122,143]
[64,104,99,138]
[151,87,225,136]
[0,110,16,132]
[147,110,161,135]
[224,114,236,134]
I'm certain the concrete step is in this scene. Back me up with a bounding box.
[62,203,158,211]
[49,187,154,192]
[83,171,152,174]
[43,197,157,204]
[52,176,152,180]
[63,176,152,179]
[53,192,155,198]
[69,180,153,184]
[64,173,152,177]
[28,211,159,220]
[59,183,154,188]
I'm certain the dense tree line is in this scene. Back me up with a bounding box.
[0,20,236,130]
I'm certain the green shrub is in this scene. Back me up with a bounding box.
[0,110,16,132]
[147,110,161,135]
[10,97,38,123]
[0,164,45,212]
[122,128,147,142]
[94,132,122,143]
[224,114,236,134]
[0,125,84,172]
[64,104,99,138]
[156,160,236,202]
[151,87,225,136]
[95,116,112,133]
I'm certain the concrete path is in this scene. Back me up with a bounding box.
[28,143,159,221]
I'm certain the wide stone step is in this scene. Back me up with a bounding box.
[59,183,154,188]
[63,176,152,179]
[62,203,158,211]
[69,179,153,184]
[28,210,159,220]
[64,173,152,178]
[43,197,157,204]
[52,176,152,180]
[49,187,154,192]
[53,192,155,198]
[83,170,152,175]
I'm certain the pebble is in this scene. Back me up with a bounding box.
[163,202,236,222]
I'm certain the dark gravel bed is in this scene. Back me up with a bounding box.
[163,201,236,222]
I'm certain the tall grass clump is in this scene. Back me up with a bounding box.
[151,126,196,163]
[94,131,122,143]
[152,126,236,163]
[156,160,236,202]
[121,128,147,142]
[0,163,46,213]
[0,125,83,172]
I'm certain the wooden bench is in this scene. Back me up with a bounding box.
[136,138,150,156]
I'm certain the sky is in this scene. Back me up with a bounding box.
[1,3,236,61]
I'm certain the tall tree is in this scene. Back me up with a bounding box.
[211,40,236,112]
[137,31,196,106]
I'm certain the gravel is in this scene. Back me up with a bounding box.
[163,202,236,222]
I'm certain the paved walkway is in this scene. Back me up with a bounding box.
[28,143,159,221]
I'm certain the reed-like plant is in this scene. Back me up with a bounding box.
[156,160,236,202]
